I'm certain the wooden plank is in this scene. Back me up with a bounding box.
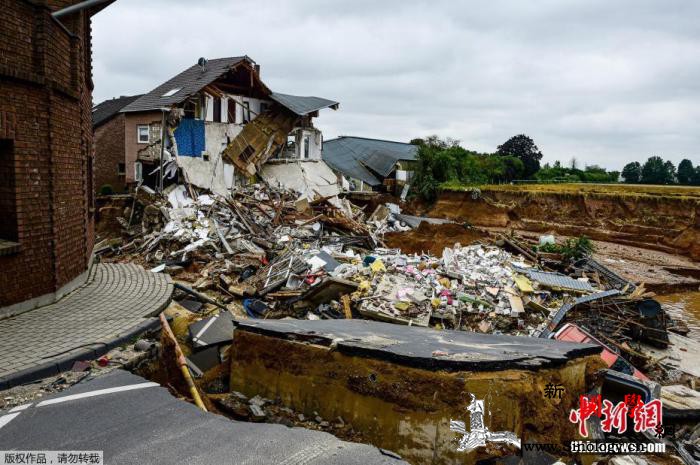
[341,294,353,320]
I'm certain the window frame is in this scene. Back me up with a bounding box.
[134,161,143,182]
[137,125,150,144]
[227,99,236,124]
[242,101,251,123]
[213,96,222,123]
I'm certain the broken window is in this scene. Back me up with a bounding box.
[242,101,251,123]
[0,139,19,250]
[285,134,296,158]
[239,145,255,163]
[304,135,310,159]
[213,97,222,123]
[227,99,236,124]
[117,162,126,175]
[137,125,150,143]
[183,100,196,119]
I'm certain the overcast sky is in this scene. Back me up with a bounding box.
[92,0,699,170]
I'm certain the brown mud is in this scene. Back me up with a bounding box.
[417,189,700,261]
[230,330,606,465]
[384,222,488,255]
[397,188,700,329]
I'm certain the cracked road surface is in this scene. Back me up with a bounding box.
[0,370,406,465]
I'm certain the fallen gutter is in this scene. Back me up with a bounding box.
[52,0,112,18]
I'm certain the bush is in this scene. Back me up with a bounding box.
[99,184,115,196]
[538,235,594,261]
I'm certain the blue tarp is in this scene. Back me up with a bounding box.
[174,119,205,157]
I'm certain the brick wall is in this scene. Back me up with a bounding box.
[0,0,100,307]
[94,114,127,193]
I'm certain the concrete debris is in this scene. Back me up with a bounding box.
[95,180,700,465]
[100,184,689,384]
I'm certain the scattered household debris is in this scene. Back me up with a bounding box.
[96,181,699,464]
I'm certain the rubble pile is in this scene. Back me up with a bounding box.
[99,185,690,367]
[98,183,700,463]
[214,390,366,443]
[101,182,375,294]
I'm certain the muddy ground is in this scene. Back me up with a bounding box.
[384,222,488,255]
[416,188,700,261]
[382,186,700,336]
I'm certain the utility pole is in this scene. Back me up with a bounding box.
[159,108,167,193]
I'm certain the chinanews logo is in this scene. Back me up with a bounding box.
[451,394,667,459]
[569,394,663,437]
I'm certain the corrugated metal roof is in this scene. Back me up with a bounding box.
[92,94,143,127]
[517,268,594,293]
[121,57,249,113]
[322,137,418,186]
[269,93,339,116]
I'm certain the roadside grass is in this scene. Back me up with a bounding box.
[441,182,700,201]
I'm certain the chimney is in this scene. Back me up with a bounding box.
[254,64,261,76]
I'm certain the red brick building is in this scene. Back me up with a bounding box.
[92,95,143,193]
[0,0,113,312]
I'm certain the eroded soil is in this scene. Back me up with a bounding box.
[383,222,488,255]
[417,189,700,260]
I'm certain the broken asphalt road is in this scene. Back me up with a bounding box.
[0,370,406,465]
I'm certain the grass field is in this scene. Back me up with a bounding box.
[447,183,700,200]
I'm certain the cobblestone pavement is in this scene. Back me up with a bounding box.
[0,263,172,387]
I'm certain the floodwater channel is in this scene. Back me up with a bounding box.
[657,291,700,339]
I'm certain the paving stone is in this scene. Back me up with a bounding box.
[0,264,173,380]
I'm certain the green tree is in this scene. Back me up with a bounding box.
[664,160,677,184]
[497,134,543,178]
[641,156,675,184]
[582,165,617,183]
[621,162,641,183]
[677,159,695,185]
[410,137,463,201]
[499,156,525,181]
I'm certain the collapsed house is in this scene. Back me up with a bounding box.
[94,180,700,464]
[322,136,418,194]
[93,56,339,198]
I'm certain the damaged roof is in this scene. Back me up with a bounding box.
[322,137,418,186]
[121,56,250,113]
[270,92,339,116]
[120,57,339,117]
[92,94,143,127]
